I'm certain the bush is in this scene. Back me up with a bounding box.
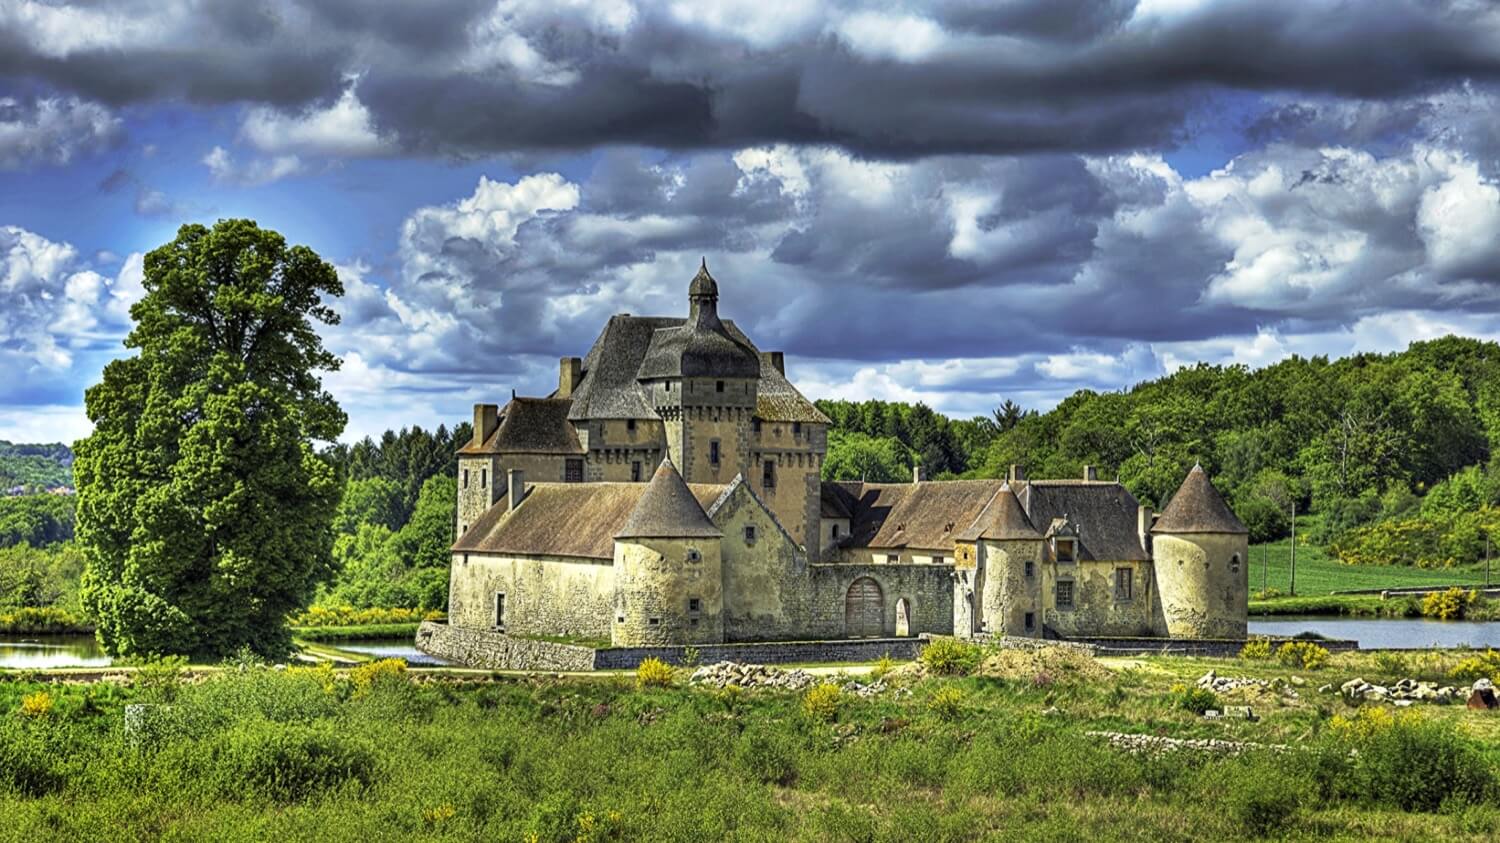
[130,655,189,704]
[0,721,64,796]
[735,730,797,785]
[210,720,378,803]
[1275,641,1329,670]
[919,638,982,676]
[801,683,844,722]
[1422,587,1476,621]
[928,686,965,721]
[1449,649,1500,683]
[1238,640,1273,661]
[289,605,443,627]
[871,652,897,680]
[636,658,675,688]
[1331,707,1494,812]
[1168,683,1219,715]
[350,658,407,694]
[18,691,52,719]
[1219,756,1302,837]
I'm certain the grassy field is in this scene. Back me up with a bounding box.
[1247,537,1497,596]
[1,645,1499,840]
[290,623,421,642]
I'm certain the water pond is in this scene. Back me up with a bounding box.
[1249,615,1500,649]
[0,635,111,670]
[332,638,450,666]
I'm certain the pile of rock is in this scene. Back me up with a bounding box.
[1087,730,1281,756]
[1336,677,1462,705]
[688,661,816,691]
[1195,670,1298,699]
[1468,678,1497,710]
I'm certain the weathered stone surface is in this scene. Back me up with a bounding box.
[1087,730,1283,756]
[1468,679,1498,710]
[415,622,596,671]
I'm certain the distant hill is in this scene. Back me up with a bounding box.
[0,440,74,491]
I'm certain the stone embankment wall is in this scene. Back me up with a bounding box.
[1068,635,1358,657]
[593,637,925,669]
[415,622,595,671]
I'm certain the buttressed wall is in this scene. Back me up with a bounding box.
[612,537,725,646]
[1151,532,1249,638]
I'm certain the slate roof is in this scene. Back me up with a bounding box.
[616,459,724,539]
[820,482,855,519]
[955,483,1040,542]
[453,478,729,560]
[458,397,584,455]
[1151,464,1248,535]
[1017,481,1150,561]
[565,314,827,423]
[843,480,1006,552]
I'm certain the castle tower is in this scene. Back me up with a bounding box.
[954,483,1043,638]
[636,261,760,487]
[455,403,502,537]
[611,457,725,645]
[1150,464,1249,638]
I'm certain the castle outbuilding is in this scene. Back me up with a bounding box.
[439,264,1249,652]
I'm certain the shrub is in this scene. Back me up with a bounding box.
[735,729,798,785]
[350,658,407,694]
[636,657,675,688]
[18,691,53,719]
[1275,641,1329,670]
[1168,683,1219,715]
[289,605,443,627]
[1422,587,1475,621]
[871,653,897,680]
[0,721,64,796]
[801,683,844,722]
[1220,756,1302,837]
[1449,649,1500,683]
[130,655,189,704]
[1371,650,1410,678]
[1238,640,1273,661]
[928,686,965,721]
[1331,707,1493,812]
[919,637,982,676]
[211,720,378,803]
[1252,587,1284,600]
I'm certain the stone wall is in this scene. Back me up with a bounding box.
[712,483,812,642]
[805,562,954,639]
[1042,558,1156,638]
[415,622,596,671]
[448,551,614,639]
[1152,531,1249,638]
[593,637,925,669]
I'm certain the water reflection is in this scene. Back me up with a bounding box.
[333,638,450,666]
[0,635,111,669]
[1250,616,1500,649]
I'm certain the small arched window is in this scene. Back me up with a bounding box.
[1230,553,1241,574]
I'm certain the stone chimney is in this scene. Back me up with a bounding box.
[508,468,526,511]
[1083,465,1097,482]
[1138,504,1154,553]
[912,464,923,484]
[472,404,499,448]
[558,357,583,398]
[759,351,785,376]
[1007,464,1026,484]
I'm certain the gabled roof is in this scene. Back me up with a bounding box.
[453,479,728,560]
[457,397,584,455]
[1151,464,1248,535]
[820,482,855,519]
[843,480,1006,552]
[615,459,723,539]
[1018,481,1150,561]
[955,483,1039,542]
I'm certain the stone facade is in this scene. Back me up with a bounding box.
[1151,532,1250,638]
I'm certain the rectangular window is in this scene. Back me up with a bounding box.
[462,468,469,489]
[1055,538,1075,563]
[494,593,506,628]
[710,439,721,465]
[744,525,756,543]
[752,418,762,433]
[1115,568,1133,601]
[831,523,840,539]
[886,553,899,563]
[688,598,701,614]
[1055,580,1074,610]
[793,422,802,437]
[762,460,776,488]
[932,555,945,565]
[1024,560,1035,579]
[565,458,583,483]
[1024,612,1035,631]
[626,418,636,432]
[716,380,725,393]
[480,468,487,489]
[631,461,642,482]
[648,617,660,625]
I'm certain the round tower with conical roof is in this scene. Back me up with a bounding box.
[611,457,725,645]
[954,483,1044,638]
[1149,464,1249,638]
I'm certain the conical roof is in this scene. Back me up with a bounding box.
[1151,464,1248,534]
[956,483,1041,542]
[615,457,724,539]
[689,258,718,299]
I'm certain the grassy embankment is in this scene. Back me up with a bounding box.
[2,642,1499,840]
[1247,537,1497,616]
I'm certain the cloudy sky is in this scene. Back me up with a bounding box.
[4,0,1500,443]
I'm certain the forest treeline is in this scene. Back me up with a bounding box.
[0,440,73,490]
[820,336,1500,564]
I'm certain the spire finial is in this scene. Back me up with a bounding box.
[701,256,707,270]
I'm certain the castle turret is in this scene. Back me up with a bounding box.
[611,457,725,645]
[954,483,1043,638]
[1150,464,1249,638]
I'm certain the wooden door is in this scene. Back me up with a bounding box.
[845,577,884,637]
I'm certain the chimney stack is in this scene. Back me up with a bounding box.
[473,403,499,448]
[912,464,923,484]
[1138,504,1154,552]
[758,350,785,376]
[1083,465,1097,482]
[1007,464,1026,484]
[508,469,526,511]
[558,357,583,397]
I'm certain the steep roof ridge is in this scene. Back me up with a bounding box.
[1151,463,1248,535]
[956,482,1041,542]
[615,457,724,539]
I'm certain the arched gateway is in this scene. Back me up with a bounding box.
[845,577,884,637]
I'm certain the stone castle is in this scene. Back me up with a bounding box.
[441,263,1248,653]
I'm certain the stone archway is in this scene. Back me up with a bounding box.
[845,577,884,637]
[895,597,912,637]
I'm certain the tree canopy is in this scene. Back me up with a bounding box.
[74,219,346,658]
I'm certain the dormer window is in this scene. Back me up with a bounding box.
[1055,538,1076,563]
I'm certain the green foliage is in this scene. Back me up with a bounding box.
[821,430,912,482]
[343,425,469,525]
[207,719,377,803]
[0,440,73,491]
[0,494,75,548]
[74,219,346,660]
[927,685,966,720]
[324,475,455,610]
[1330,707,1494,812]
[1449,649,1500,683]
[800,682,844,722]
[0,542,85,611]
[289,605,437,627]
[1275,641,1330,670]
[1167,683,1219,714]
[1217,755,1302,837]
[919,637,982,676]
[335,477,405,534]
[1238,640,1273,660]
[816,399,971,477]
[0,606,91,634]
[130,655,189,704]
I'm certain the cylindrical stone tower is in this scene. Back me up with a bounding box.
[1150,464,1249,639]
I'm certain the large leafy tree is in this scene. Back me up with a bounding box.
[74,220,346,658]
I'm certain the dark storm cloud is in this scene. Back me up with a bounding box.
[5,0,1500,158]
